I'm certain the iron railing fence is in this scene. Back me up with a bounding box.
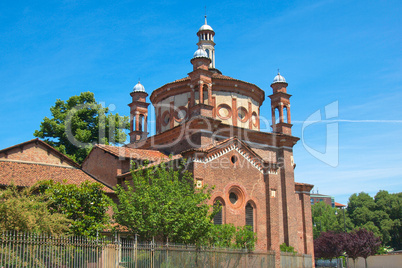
[0,232,277,268]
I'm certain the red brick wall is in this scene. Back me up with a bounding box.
[0,143,73,167]
[192,149,268,252]
[82,148,119,187]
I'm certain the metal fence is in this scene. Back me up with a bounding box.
[0,232,277,268]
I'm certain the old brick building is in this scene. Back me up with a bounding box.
[82,17,315,263]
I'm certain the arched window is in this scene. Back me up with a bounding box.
[139,114,144,131]
[132,116,136,131]
[205,49,210,57]
[245,203,254,229]
[283,106,288,123]
[275,108,280,124]
[213,200,223,225]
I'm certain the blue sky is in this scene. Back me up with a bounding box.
[1,0,401,205]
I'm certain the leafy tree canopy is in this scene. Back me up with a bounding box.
[38,180,112,238]
[114,160,218,245]
[0,185,71,235]
[34,91,129,163]
[347,191,401,249]
[314,231,345,260]
[344,228,381,267]
[312,201,354,239]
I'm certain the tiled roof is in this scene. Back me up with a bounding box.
[0,160,114,193]
[173,77,190,83]
[184,137,237,153]
[157,77,191,89]
[183,137,264,161]
[95,144,168,161]
[211,73,260,88]
[117,154,183,178]
[335,202,346,207]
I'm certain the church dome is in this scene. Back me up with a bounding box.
[272,72,286,84]
[133,81,145,92]
[193,48,208,58]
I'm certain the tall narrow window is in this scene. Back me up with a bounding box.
[213,201,223,225]
[283,106,288,123]
[245,203,254,229]
[139,114,144,131]
[275,108,280,124]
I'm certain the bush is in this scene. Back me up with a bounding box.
[207,224,257,251]
[280,243,297,253]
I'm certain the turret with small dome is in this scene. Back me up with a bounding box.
[269,71,292,135]
[196,16,216,68]
[128,81,149,143]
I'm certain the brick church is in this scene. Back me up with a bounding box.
[84,17,314,257]
[0,17,314,263]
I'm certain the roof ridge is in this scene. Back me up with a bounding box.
[0,159,77,169]
[0,138,80,168]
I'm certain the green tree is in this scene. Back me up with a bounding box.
[0,185,71,234]
[374,191,401,250]
[312,202,353,239]
[114,160,218,245]
[38,180,112,237]
[347,191,401,249]
[34,91,129,164]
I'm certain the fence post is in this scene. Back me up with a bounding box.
[151,237,155,268]
[114,232,119,268]
[135,234,138,268]
[166,237,169,266]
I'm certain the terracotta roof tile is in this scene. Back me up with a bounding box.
[117,154,183,178]
[211,73,260,88]
[0,160,114,193]
[335,202,346,207]
[182,137,237,153]
[95,144,168,161]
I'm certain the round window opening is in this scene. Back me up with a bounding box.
[177,110,186,120]
[163,113,170,125]
[231,155,238,164]
[238,107,248,122]
[229,192,238,204]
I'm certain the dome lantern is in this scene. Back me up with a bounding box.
[133,81,145,93]
[272,72,286,84]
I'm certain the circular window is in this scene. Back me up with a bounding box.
[162,111,170,126]
[231,155,238,164]
[237,107,248,122]
[217,104,232,120]
[251,112,258,127]
[174,106,187,122]
[227,186,244,209]
[229,192,238,204]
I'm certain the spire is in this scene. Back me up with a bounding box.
[204,6,207,25]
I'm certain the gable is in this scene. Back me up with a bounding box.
[0,139,78,168]
[187,141,277,175]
